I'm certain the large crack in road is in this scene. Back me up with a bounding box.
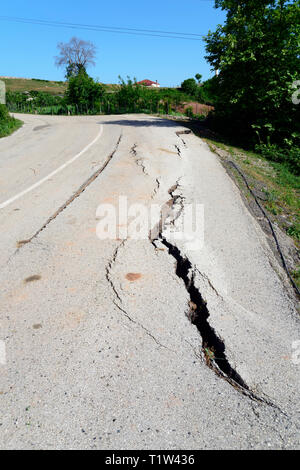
[14,133,122,252]
[151,179,285,410]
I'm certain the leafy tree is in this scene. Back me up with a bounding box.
[195,73,202,84]
[181,78,198,97]
[65,69,104,109]
[116,76,142,111]
[204,0,300,153]
[65,63,86,79]
[197,77,218,104]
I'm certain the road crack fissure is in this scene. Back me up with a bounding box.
[149,180,184,242]
[130,143,149,175]
[152,183,284,409]
[176,129,192,147]
[175,145,182,157]
[105,241,125,304]
[113,301,173,351]
[160,236,284,408]
[16,134,122,250]
[150,178,161,200]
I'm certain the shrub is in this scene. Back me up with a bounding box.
[65,70,105,108]
[255,144,300,176]
[181,78,198,97]
[0,104,22,138]
[0,103,9,121]
[184,106,194,118]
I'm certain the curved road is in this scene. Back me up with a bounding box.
[0,114,299,449]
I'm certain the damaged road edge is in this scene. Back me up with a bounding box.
[159,236,285,409]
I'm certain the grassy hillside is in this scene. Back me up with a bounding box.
[1,78,122,95]
[0,77,67,95]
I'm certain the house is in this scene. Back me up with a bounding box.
[137,79,160,88]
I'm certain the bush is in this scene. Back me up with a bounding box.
[65,70,105,108]
[181,78,198,97]
[0,103,10,121]
[184,106,194,118]
[6,90,65,112]
[0,104,22,138]
[255,144,300,176]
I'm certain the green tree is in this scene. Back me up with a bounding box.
[65,69,104,109]
[181,78,198,97]
[65,63,86,79]
[195,73,202,84]
[204,0,300,150]
[116,76,142,111]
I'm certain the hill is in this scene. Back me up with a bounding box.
[0,77,67,95]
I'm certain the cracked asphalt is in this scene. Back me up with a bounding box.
[0,114,299,449]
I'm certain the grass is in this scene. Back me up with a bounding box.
[0,115,23,138]
[1,77,67,95]
[206,140,299,238]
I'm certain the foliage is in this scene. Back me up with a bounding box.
[116,76,143,111]
[181,78,198,97]
[198,77,218,104]
[6,90,65,110]
[255,144,300,175]
[0,104,22,138]
[184,106,194,118]
[5,75,215,118]
[0,103,10,120]
[65,63,85,79]
[204,0,300,173]
[195,73,202,84]
[181,76,217,104]
[65,70,105,108]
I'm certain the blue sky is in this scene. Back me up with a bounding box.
[0,0,226,87]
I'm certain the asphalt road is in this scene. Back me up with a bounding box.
[0,114,299,449]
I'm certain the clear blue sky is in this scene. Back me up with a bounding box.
[0,0,226,87]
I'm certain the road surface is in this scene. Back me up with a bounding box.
[0,114,299,449]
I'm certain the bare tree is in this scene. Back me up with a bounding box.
[55,37,96,76]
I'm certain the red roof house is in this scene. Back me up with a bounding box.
[137,79,160,88]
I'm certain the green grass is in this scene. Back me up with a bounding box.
[208,141,299,234]
[0,113,23,138]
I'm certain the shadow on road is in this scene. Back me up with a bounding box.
[99,118,180,128]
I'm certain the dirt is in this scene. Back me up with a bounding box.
[175,102,214,116]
